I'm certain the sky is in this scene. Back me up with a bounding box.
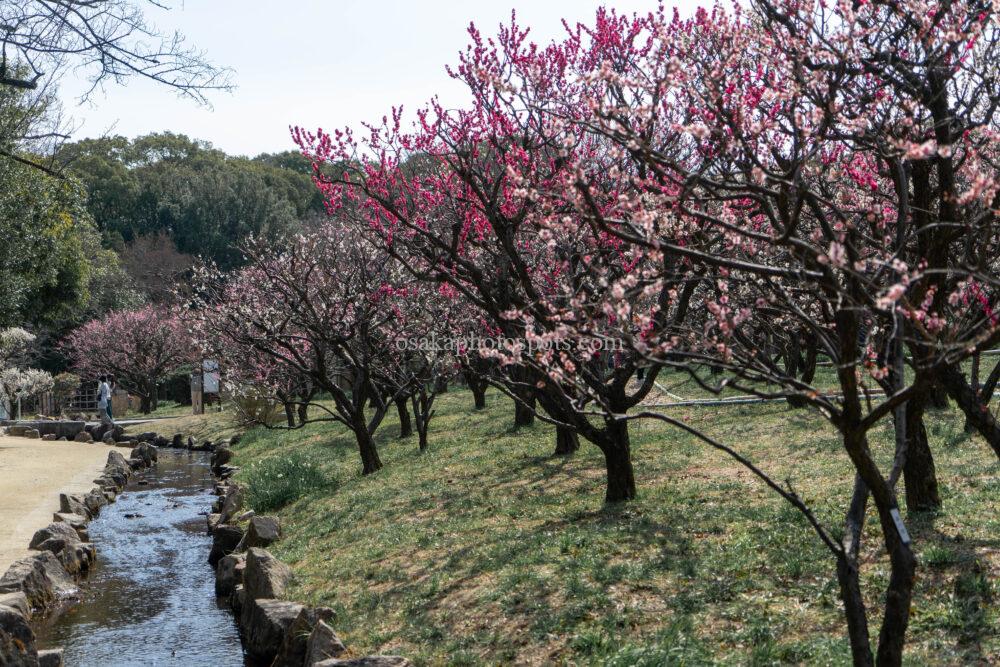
[54,0,692,157]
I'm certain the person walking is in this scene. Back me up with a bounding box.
[106,375,117,423]
[97,375,113,425]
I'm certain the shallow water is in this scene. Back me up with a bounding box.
[34,449,245,666]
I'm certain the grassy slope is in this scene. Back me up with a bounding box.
[142,378,1000,665]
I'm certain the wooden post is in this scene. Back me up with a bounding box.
[191,371,204,415]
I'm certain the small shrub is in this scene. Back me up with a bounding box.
[231,387,282,429]
[244,452,333,512]
[52,372,81,411]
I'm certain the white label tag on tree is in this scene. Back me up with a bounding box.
[890,508,911,545]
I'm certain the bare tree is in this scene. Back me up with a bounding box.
[0,0,231,101]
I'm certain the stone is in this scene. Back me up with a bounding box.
[229,584,246,617]
[23,429,40,439]
[28,524,79,552]
[208,525,244,567]
[272,606,338,667]
[219,485,244,523]
[215,553,246,597]
[216,465,240,480]
[229,433,242,447]
[153,435,169,448]
[243,548,292,601]
[314,658,411,667]
[0,592,30,620]
[102,433,115,445]
[207,513,222,533]
[28,524,94,578]
[171,434,184,449]
[83,489,107,516]
[31,553,77,598]
[37,648,64,667]
[106,450,131,474]
[41,434,56,441]
[304,620,347,666]
[137,431,157,442]
[0,553,74,611]
[73,431,93,443]
[58,494,91,520]
[240,598,304,665]
[130,443,153,467]
[6,425,26,437]
[242,516,280,549]
[0,603,37,667]
[211,447,234,473]
[51,514,89,541]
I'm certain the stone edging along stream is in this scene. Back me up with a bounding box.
[0,424,160,667]
[207,443,411,667]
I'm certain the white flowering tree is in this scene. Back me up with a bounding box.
[0,328,53,419]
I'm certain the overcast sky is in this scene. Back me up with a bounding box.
[55,0,696,157]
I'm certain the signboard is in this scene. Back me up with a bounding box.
[203,360,221,394]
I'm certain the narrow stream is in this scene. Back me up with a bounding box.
[34,449,245,666]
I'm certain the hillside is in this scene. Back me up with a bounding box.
[138,384,1000,665]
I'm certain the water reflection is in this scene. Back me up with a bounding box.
[35,449,245,666]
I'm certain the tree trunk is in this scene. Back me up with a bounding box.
[395,397,413,438]
[836,554,873,667]
[284,402,296,428]
[903,394,941,512]
[462,369,488,410]
[471,382,487,410]
[837,474,872,666]
[512,366,535,427]
[965,353,981,433]
[874,509,917,666]
[513,387,536,427]
[928,383,950,409]
[411,391,433,451]
[139,394,152,414]
[553,425,579,456]
[434,376,449,394]
[601,420,636,502]
[297,401,309,426]
[355,427,383,475]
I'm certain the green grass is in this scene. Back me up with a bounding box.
[146,385,1000,665]
[243,451,334,512]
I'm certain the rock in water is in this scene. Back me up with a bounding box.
[38,648,64,667]
[0,552,75,611]
[215,553,246,597]
[208,525,244,567]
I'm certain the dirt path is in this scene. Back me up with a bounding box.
[0,435,116,573]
